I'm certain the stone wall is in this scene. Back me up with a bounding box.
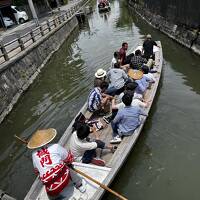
[0,16,78,123]
[129,1,200,56]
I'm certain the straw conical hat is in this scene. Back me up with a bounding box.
[27,128,57,149]
[128,69,143,80]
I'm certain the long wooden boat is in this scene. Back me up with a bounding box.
[25,41,163,200]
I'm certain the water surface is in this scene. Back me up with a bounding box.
[0,1,200,199]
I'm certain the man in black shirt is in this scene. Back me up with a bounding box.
[143,34,157,60]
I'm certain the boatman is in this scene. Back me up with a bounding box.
[142,34,157,60]
[27,128,86,200]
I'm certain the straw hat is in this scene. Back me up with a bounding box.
[95,68,107,78]
[146,34,152,39]
[128,69,143,80]
[27,128,57,149]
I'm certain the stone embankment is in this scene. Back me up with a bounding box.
[129,1,200,56]
[0,8,81,124]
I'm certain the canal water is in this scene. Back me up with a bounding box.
[0,0,200,199]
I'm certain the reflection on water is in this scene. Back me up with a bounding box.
[0,0,200,199]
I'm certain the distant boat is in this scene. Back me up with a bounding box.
[98,1,111,12]
[25,42,163,200]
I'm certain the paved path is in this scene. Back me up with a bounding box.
[0,0,81,44]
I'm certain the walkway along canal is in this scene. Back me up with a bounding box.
[0,0,200,199]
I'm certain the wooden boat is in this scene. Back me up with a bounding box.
[25,41,163,200]
[98,1,111,12]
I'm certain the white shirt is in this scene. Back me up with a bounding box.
[115,98,147,110]
[144,73,155,83]
[70,132,97,161]
[32,144,72,195]
[32,144,67,176]
[110,57,117,69]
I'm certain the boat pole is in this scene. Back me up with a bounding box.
[70,166,128,200]
[14,135,28,144]
[14,135,128,200]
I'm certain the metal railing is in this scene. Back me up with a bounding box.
[0,1,85,65]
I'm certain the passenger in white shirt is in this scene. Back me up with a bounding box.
[103,82,148,124]
[70,123,113,166]
[110,51,120,69]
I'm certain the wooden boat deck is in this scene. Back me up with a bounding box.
[25,41,163,200]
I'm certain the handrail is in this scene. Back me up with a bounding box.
[3,38,19,47]
[0,0,84,65]
[21,32,31,39]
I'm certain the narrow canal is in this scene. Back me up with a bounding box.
[1,0,200,199]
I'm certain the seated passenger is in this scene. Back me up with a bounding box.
[94,68,107,87]
[111,51,120,69]
[117,82,138,102]
[87,81,112,114]
[131,70,151,99]
[130,49,147,69]
[110,93,147,144]
[106,63,128,96]
[124,53,134,65]
[70,123,113,166]
[141,65,155,83]
[112,90,148,110]
[103,82,148,124]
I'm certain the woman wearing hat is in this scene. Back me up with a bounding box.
[28,128,86,199]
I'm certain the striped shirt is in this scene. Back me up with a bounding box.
[87,87,102,112]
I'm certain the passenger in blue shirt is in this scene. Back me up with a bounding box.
[135,75,151,95]
[110,93,147,144]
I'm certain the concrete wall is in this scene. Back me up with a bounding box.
[136,0,200,28]
[129,1,200,56]
[0,16,78,123]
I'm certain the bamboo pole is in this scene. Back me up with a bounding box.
[14,135,28,144]
[14,135,128,200]
[71,167,128,200]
